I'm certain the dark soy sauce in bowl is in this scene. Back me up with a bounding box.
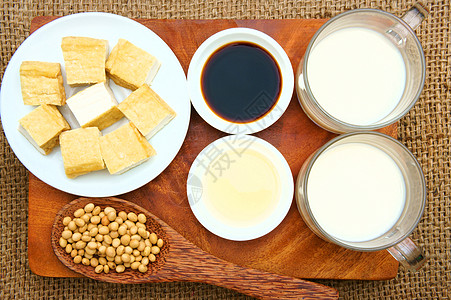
[201,42,282,124]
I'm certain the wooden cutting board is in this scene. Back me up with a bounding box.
[28,17,399,280]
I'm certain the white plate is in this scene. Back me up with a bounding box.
[187,135,294,241]
[187,28,294,135]
[0,13,191,197]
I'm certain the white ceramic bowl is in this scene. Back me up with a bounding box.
[187,135,294,241]
[187,28,294,134]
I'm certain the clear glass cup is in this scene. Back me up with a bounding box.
[295,132,427,271]
[296,5,428,133]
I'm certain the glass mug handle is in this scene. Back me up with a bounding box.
[401,3,428,30]
[387,237,427,271]
[386,3,428,45]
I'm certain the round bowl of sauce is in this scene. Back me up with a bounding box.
[188,28,294,134]
[187,135,294,241]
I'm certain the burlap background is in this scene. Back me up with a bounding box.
[1,0,449,299]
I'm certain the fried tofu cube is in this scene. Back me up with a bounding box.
[100,123,156,175]
[118,84,175,139]
[66,82,123,130]
[59,127,105,178]
[18,105,70,155]
[61,36,108,86]
[19,61,66,106]
[106,39,161,90]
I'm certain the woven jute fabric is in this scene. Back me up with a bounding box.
[0,0,449,299]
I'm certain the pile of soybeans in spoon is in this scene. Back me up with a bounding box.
[59,203,164,274]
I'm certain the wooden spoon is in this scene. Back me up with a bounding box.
[52,197,338,299]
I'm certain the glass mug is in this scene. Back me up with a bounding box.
[295,132,427,271]
[296,5,428,133]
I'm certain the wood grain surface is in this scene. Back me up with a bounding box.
[52,197,339,299]
[28,17,399,280]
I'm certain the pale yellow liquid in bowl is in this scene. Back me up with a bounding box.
[203,148,281,228]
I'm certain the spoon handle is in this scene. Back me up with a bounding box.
[152,226,338,299]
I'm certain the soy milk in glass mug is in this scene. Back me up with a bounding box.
[296,5,428,133]
[296,132,427,270]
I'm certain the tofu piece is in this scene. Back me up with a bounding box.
[118,84,175,139]
[18,105,70,155]
[59,127,105,178]
[106,39,161,90]
[100,123,156,175]
[19,61,66,106]
[61,36,108,86]
[66,82,123,130]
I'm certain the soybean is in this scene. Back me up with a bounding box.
[95,265,104,273]
[74,208,84,218]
